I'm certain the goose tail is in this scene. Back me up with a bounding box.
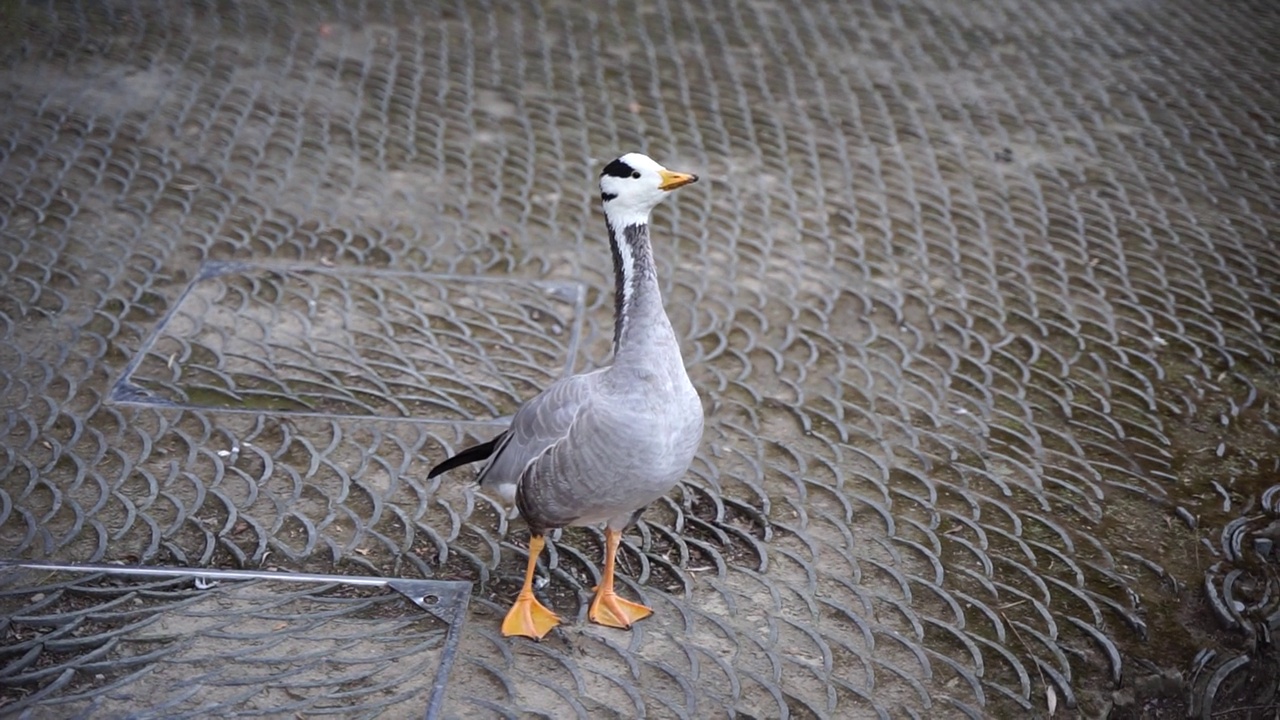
[426,433,508,479]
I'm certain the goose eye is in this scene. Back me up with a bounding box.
[631,171,641,179]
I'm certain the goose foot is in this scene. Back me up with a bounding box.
[589,589,652,629]
[588,528,653,629]
[502,591,561,639]
[501,534,561,639]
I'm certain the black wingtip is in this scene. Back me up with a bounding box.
[426,433,505,478]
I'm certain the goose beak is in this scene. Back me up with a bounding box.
[657,170,698,191]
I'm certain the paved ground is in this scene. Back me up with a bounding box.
[1,0,1279,717]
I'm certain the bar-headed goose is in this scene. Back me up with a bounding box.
[428,152,704,639]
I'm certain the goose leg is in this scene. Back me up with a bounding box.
[589,529,653,628]
[501,534,561,639]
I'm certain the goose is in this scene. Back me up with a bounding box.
[427,152,704,639]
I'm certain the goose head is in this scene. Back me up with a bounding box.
[599,153,697,224]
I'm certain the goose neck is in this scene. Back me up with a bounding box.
[607,218,675,361]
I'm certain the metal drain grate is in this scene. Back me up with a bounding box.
[111,262,585,422]
[0,563,469,719]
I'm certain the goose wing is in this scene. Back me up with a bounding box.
[426,370,601,489]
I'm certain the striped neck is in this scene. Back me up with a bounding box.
[607,218,665,358]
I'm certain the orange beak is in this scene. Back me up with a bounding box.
[657,170,698,191]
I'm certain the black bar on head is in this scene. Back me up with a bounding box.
[601,158,635,178]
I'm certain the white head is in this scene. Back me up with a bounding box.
[599,152,698,226]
